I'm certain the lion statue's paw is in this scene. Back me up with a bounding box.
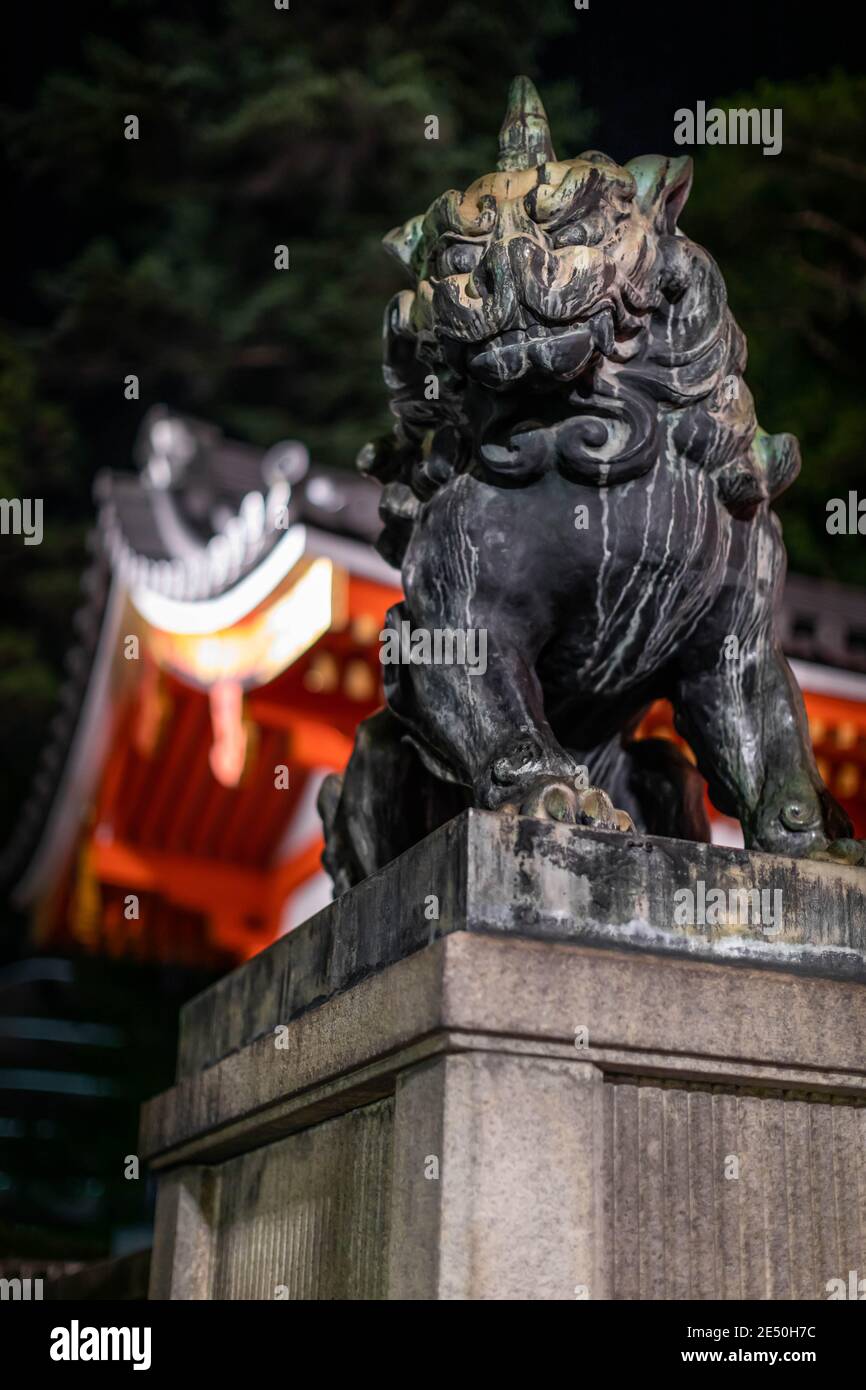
[501,774,634,832]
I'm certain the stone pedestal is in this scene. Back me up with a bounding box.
[141,811,866,1300]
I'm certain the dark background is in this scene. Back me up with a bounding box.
[0,0,864,1262]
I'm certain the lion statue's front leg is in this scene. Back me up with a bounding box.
[319,474,639,895]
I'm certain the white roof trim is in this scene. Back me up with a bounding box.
[790,658,866,702]
[304,528,401,587]
[13,574,126,908]
[128,525,402,636]
[129,526,308,634]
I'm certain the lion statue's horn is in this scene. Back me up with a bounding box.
[497,76,557,171]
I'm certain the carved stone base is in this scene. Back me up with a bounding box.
[141,812,866,1300]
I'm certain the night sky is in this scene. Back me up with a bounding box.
[543,0,853,159]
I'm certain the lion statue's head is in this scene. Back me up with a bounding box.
[361,77,799,567]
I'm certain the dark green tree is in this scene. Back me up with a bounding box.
[684,73,866,587]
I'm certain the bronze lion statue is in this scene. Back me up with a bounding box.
[319,77,863,894]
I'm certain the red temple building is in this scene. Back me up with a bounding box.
[4,409,866,969]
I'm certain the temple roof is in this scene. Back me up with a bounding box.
[98,406,383,599]
[0,408,395,896]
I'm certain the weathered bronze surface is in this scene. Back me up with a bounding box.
[319,78,864,893]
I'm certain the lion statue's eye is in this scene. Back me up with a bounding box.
[553,212,606,248]
[437,242,484,277]
[555,224,588,247]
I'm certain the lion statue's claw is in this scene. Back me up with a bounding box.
[502,775,634,833]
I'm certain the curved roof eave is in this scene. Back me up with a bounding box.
[12,570,127,909]
[8,524,399,911]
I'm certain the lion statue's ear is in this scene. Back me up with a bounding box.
[383,215,425,279]
[626,154,694,234]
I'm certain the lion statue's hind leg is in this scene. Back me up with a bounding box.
[318,708,470,895]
